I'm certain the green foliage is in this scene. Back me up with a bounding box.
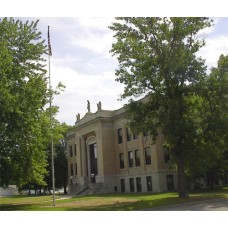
[109,17,228,197]
[44,118,72,193]
[0,18,48,189]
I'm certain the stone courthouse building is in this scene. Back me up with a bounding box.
[66,100,177,194]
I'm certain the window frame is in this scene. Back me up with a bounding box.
[119,153,125,169]
[117,128,123,144]
[145,147,152,165]
[146,176,153,192]
[128,151,134,167]
[136,177,142,192]
[134,149,141,167]
[129,178,135,192]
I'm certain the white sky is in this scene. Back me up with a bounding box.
[1,1,228,126]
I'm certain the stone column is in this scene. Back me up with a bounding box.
[80,136,88,186]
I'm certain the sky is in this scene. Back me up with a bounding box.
[2,16,228,126]
[1,1,228,127]
[34,17,228,126]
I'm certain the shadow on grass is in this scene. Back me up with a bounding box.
[0,204,38,211]
[59,193,227,211]
[1,187,227,211]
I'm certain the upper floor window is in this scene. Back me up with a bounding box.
[70,145,73,157]
[119,153,125,169]
[75,163,77,175]
[70,164,73,176]
[126,127,132,141]
[74,144,77,156]
[163,146,170,163]
[135,149,141,167]
[133,133,138,140]
[128,151,134,167]
[117,128,123,144]
[145,147,151,165]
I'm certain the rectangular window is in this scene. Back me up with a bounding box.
[70,145,73,157]
[119,153,125,169]
[120,179,125,192]
[145,147,151,165]
[74,144,77,156]
[135,149,141,167]
[143,129,150,137]
[146,176,152,191]
[136,177,142,192]
[75,163,77,175]
[129,178,134,192]
[133,133,138,140]
[163,146,170,163]
[128,151,134,167]
[166,174,174,190]
[70,164,73,176]
[117,128,123,144]
[126,127,132,141]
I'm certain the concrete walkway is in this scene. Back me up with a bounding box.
[143,198,228,211]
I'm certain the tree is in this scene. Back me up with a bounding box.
[44,116,72,195]
[109,17,213,197]
[0,18,49,189]
[186,54,228,187]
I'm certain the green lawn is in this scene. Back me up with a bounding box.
[0,187,227,211]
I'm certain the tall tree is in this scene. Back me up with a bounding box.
[44,113,72,194]
[109,17,213,197]
[0,18,49,189]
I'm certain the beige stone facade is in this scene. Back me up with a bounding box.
[66,103,177,194]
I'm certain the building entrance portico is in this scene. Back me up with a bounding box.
[86,136,98,184]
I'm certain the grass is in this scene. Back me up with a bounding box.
[0,186,227,211]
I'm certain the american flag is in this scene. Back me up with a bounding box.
[48,26,52,56]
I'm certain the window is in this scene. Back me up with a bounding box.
[143,129,150,137]
[70,164,73,176]
[70,145,73,157]
[133,133,138,140]
[75,163,77,175]
[163,146,170,163]
[120,179,125,192]
[135,149,141,167]
[126,127,132,141]
[145,147,151,165]
[128,151,134,167]
[119,153,125,169]
[166,175,174,190]
[146,176,152,191]
[74,144,77,156]
[117,128,123,144]
[136,177,142,192]
[129,178,134,192]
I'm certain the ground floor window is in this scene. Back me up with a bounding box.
[146,176,152,191]
[166,174,174,190]
[129,178,135,192]
[120,179,125,192]
[136,177,142,192]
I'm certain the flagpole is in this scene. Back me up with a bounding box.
[48,25,55,206]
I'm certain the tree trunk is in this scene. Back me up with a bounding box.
[177,152,189,198]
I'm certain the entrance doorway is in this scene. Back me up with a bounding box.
[89,143,97,183]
